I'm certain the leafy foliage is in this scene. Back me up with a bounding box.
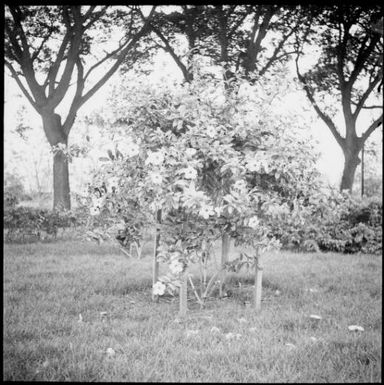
[270,189,382,254]
[4,207,79,242]
[84,70,323,296]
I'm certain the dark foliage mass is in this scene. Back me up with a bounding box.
[3,206,81,242]
[271,194,382,255]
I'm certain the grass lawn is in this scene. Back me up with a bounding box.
[3,239,382,382]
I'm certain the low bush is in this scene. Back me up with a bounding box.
[317,196,382,254]
[4,206,80,242]
[271,192,382,255]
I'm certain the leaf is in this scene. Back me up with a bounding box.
[107,149,115,160]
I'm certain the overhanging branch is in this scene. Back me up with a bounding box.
[5,61,38,110]
[295,54,345,148]
[361,113,383,143]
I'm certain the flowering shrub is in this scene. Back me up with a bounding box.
[85,72,323,299]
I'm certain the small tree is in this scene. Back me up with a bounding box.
[84,69,321,315]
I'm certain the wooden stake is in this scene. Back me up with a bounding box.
[219,233,230,298]
[253,249,263,313]
[152,209,162,302]
[179,272,188,317]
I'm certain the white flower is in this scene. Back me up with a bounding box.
[145,151,164,166]
[106,348,116,356]
[120,140,140,158]
[152,281,166,296]
[199,204,215,219]
[92,197,104,208]
[170,259,184,275]
[185,148,197,157]
[214,206,224,216]
[182,167,198,179]
[206,126,217,138]
[245,158,260,172]
[149,172,163,184]
[106,177,119,192]
[90,206,100,216]
[233,179,247,191]
[248,216,259,229]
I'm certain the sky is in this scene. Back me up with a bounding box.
[4,19,382,192]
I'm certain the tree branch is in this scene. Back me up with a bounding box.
[63,58,84,136]
[4,21,23,63]
[296,54,345,148]
[83,39,129,83]
[352,72,382,118]
[47,6,84,109]
[150,23,191,82]
[5,61,38,110]
[83,6,108,31]
[259,30,295,76]
[78,6,156,108]
[8,6,30,56]
[47,27,71,97]
[31,33,52,62]
[347,34,380,89]
[361,113,382,143]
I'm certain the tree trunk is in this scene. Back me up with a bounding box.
[53,149,71,210]
[340,147,361,193]
[42,112,71,210]
[219,233,230,298]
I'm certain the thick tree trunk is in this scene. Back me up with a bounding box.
[340,147,361,193]
[42,113,71,210]
[53,149,71,210]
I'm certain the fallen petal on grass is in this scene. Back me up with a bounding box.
[210,326,221,334]
[225,332,242,340]
[348,325,364,332]
[100,312,108,317]
[309,314,322,320]
[285,343,296,349]
[186,329,199,337]
[106,348,116,356]
[78,314,83,323]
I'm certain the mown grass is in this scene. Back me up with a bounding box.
[3,239,382,382]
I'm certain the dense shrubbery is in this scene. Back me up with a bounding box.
[4,173,31,209]
[271,191,382,254]
[4,206,80,242]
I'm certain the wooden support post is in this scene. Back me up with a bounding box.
[219,233,230,298]
[179,272,188,317]
[253,249,263,313]
[152,209,162,302]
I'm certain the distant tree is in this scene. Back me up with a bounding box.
[5,5,155,209]
[146,5,307,85]
[295,5,383,192]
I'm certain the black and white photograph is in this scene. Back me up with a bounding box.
[4,4,382,382]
